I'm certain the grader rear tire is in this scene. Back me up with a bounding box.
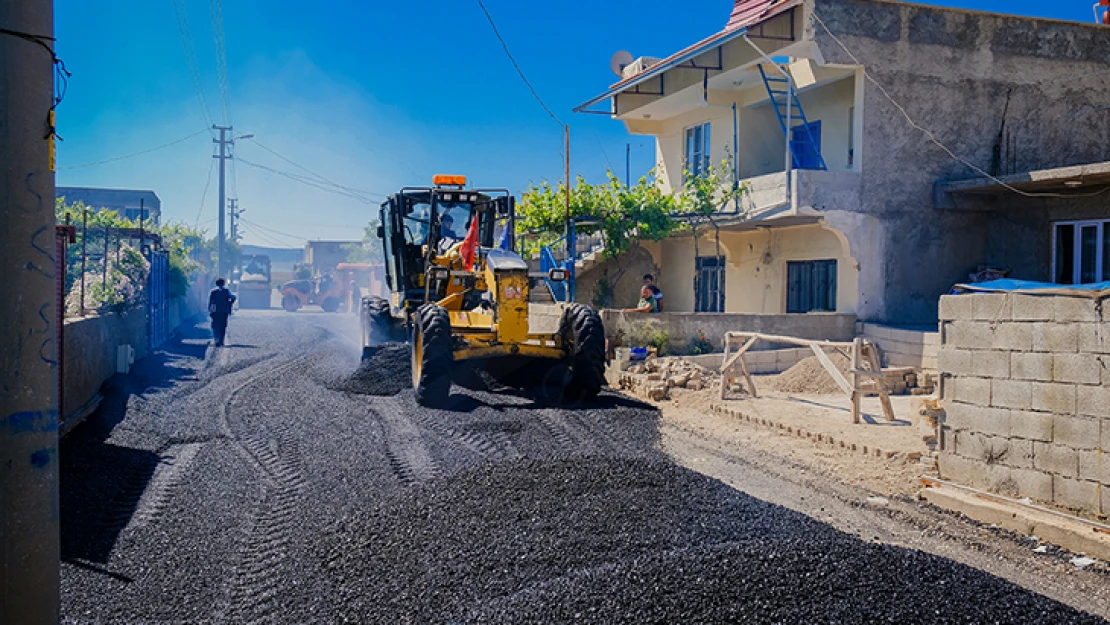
[560,304,606,402]
[412,304,453,407]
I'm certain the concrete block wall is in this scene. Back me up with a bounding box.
[63,311,149,420]
[859,323,939,370]
[937,292,1110,516]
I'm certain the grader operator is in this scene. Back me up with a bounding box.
[360,175,605,407]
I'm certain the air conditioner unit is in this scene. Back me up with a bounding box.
[621,57,663,80]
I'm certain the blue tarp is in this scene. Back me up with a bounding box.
[953,279,1110,295]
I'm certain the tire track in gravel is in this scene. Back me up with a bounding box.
[371,395,440,484]
[214,354,315,624]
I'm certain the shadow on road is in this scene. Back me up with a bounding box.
[60,322,210,565]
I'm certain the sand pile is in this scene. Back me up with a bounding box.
[769,351,851,394]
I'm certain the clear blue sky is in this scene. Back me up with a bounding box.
[54,0,1097,247]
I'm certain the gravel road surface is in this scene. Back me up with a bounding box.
[59,310,1109,624]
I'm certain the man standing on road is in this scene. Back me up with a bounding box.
[209,278,236,346]
[348,273,361,315]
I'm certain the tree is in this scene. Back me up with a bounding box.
[344,219,384,264]
[516,161,746,303]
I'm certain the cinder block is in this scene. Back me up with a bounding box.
[1053,414,1100,450]
[1005,437,1035,469]
[946,402,1010,437]
[972,293,1012,321]
[1078,323,1110,354]
[939,295,974,322]
[1031,382,1077,415]
[994,323,1033,352]
[1011,294,1055,321]
[1011,352,1052,381]
[938,452,985,484]
[1104,487,1110,516]
[954,430,987,459]
[937,348,974,376]
[1054,297,1101,323]
[1052,353,1101,385]
[1077,385,1110,418]
[946,321,994,350]
[953,376,991,406]
[1010,410,1053,442]
[1053,475,1100,512]
[1033,442,1078,478]
[1104,420,1110,455]
[971,350,1010,379]
[1077,449,1102,482]
[1011,468,1053,502]
[1033,323,1079,353]
[990,379,1031,410]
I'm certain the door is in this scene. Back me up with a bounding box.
[790,121,822,170]
[695,256,726,313]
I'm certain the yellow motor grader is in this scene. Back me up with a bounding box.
[360,175,605,407]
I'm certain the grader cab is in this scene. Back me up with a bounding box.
[360,175,605,407]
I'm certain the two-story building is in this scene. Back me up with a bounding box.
[575,0,1110,325]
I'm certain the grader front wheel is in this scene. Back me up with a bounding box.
[411,304,453,407]
[560,304,606,402]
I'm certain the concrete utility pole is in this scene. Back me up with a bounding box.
[0,0,61,623]
[228,198,238,242]
[213,125,232,279]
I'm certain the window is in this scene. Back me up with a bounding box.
[695,256,725,312]
[847,107,855,168]
[786,260,837,313]
[1053,220,1110,284]
[684,122,711,178]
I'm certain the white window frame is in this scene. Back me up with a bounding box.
[684,122,711,180]
[1051,219,1109,285]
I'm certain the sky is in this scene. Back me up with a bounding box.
[54,0,1101,248]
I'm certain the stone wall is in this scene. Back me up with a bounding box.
[603,310,858,355]
[937,292,1109,516]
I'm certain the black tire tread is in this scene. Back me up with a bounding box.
[414,304,453,406]
[363,296,394,344]
[560,304,606,401]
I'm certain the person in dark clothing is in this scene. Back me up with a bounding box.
[643,274,663,312]
[208,278,237,346]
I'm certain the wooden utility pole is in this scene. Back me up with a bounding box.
[0,0,61,622]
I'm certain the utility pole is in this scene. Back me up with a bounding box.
[228,198,238,242]
[0,0,61,623]
[213,125,232,279]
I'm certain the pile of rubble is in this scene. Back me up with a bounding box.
[910,396,945,474]
[619,356,717,401]
[870,367,937,396]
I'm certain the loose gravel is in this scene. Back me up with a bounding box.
[343,343,411,395]
[59,313,1109,624]
[318,457,1104,624]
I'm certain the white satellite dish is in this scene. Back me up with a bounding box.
[610,50,634,77]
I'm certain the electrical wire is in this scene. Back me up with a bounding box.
[239,217,309,244]
[476,0,563,129]
[239,139,385,199]
[236,156,385,204]
[61,128,209,170]
[209,0,233,126]
[812,12,1110,199]
[194,157,217,228]
[171,0,215,129]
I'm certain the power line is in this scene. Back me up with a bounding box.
[61,129,209,170]
[240,139,385,198]
[239,217,309,244]
[476,0,564,129]
[194,156,217,228]
[209,0,233,126]
[170,0,214,129]
[236,156,385,204]
[812,12,1110,200]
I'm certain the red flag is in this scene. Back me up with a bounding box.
[459,214,481,271]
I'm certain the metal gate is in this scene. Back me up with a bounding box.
[147,249,170,347]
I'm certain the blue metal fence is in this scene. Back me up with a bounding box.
[147,249,170,347]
